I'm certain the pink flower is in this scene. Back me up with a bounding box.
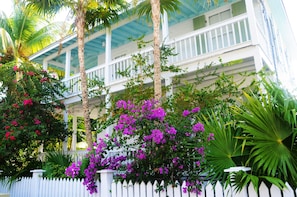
[12,103,19,108]
[40,77,48,83]
[34,118,41,125]
[26,71,35,76]
[35,130,41,136]
[23,99,33,106]
[13,66,19,71]
[11,120,18,126]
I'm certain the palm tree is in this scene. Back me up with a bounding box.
[25,0,127,149]
[0,2,61,63]
[135,0,180,105]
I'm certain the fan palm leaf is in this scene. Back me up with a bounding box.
[233,90,297,185]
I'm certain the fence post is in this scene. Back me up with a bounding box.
[30,169,45,197]
[97,169,115,197]
[224,166,251,197]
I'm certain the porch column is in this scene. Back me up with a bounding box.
[165,77,173,98]
[161,11,169,43]
[63,107,68,152]
[105,27,112,85]
[42,60,48,71]
[71,115,77,151]
[245,0,259,45]
[65,50,71,79]
[104,27,113,138]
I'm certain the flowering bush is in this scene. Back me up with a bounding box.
[0,62,67,176]
[66,99,214,195]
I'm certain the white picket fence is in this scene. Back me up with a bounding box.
[1,169,297,197]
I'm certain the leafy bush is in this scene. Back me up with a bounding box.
[66,99,214,195]
[0,62,68,177]
[43,152,74,178]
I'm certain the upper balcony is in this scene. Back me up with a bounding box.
[29,0,284,103]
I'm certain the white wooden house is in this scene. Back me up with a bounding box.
[29,0,297,151]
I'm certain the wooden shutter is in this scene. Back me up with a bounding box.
[232,0,246,16]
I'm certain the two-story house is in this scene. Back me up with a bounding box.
[29,0,297,151]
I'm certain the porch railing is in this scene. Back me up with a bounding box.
[62,14,251,98]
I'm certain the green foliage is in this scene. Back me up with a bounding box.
[43,152,74,178]
[0,61,68,177]
[202,109,248,183]
[232,78,297,188]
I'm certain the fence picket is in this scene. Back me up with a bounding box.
[282,182,295,197]
[140,182,146,197]
[146,181,153,197]
[134,181,140,197]
[122,180,128,197]
[247,183,257,197]
[127,180,134,197]
[214,181,224,197]
[259,182,270,196]
[270,184,282,197]
[205,182,215,197]
[1,173,297,197]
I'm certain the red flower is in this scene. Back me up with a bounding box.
[12,103,19,108]
[5,132,10,139]
[34,118,41,125]
[26,71,35,76]
[4,125,10,130]
[23,99,33,106]
[40,77,48,83]
[9,136,16,141]
[35,130,41,136]
[11,120,18,127]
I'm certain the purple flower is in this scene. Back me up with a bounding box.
[116,100,127,109]
[191,107,200,113]
[151,129,165,144]
[166,126,177,135]
[151,107,166,121]
[208,133,215,141]
[136,149,146,160]
[182,110,190,117]
[192,122,205,132]
[65,161,82,179]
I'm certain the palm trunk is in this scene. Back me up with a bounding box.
[150,0,162,106]
[77,0,93,150]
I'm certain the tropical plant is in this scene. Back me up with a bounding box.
[0,2,62,63]
[25,0,128,149]
[0,61,68,177]
[43,152,74,178]
[231,78,297,190]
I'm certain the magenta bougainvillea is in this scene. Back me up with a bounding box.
[66,99,214,195]
[0,62,67,176]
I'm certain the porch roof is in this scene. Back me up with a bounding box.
[29,0,236,70]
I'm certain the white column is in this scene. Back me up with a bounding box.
[224,166,251,197]
[245,0,259,45]
[65,50,71,79]
[71,115,77,151]
[63,107,68,152]
[165,77,173,98]
[105,27,112,85]
[97,170,115,197]
[42,60,48,71]
[30,169,45,197]
[161,11,169,43]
